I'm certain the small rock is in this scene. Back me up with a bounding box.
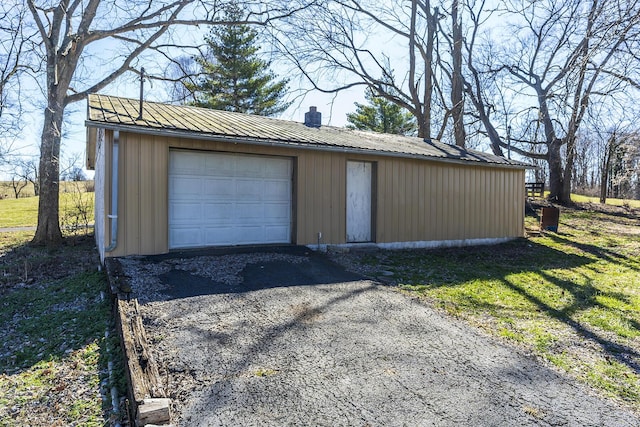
[380,270,395,276]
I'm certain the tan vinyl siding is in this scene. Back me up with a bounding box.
[372,158,524,244]
[295,150,346,245]
[97,131,524,257]
[106,132,168,257]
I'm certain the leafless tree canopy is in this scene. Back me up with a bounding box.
[273,0,456,141]
[0,2,40,164]
[274,0,640,203]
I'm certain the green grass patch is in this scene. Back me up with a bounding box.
[0,272,111,426]
[0,181,94,199]
[586,360,640,402]
[375,205,640,409]
[0,271,108,369]
[0,189,95,228]
[571,193,640,208]
[530,191,640,208]
[0,233,122,426]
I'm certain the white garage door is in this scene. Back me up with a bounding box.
[169,150,292,249]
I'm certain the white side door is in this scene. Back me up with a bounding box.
[346,161,373,242]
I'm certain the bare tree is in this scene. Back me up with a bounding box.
[166,55,200,104]
[599,131,621,203]
[482,0,640,203]
[14,0,312,246]
[457,0,506,157]
[0,3,39,164]
[15,156,40,196]
[602,132,640,202]
[60,152,86,182]
[275,0,459,141]
[9,172,28,199]
[449,0,465,147]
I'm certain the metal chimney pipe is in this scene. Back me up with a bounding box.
[304,106,321,128]
[137,67,145,120]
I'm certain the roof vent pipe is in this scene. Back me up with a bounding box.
[137,67,145,120]
[304,106,321,128]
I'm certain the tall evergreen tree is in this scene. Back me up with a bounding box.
[346,88,417,136]
[186,5,290,116]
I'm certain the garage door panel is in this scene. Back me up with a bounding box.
[264,203,290,221]
[264,180,290,199]
[169,151,292,248]
[170,227,202,248]
[170,202,201,222]
[204,178,235,197]
[205,154,234,174]
[265,226,290,241]
[264,159,292,178]
[236,180,264,198]
[171,152,205,174]
[236,157,266,177]
[236,202,265,220]
[170,176,202,197]
[203,202,234,222]
[204,227,236,246]
[236,226,266,244]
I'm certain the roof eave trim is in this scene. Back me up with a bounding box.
[84,120,531,170]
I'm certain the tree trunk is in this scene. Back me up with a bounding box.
[599,134,615,204]
[451,0,465,147]
[32,104,64,246]
[561,135,577,204]
[412,1,436,141]
[599,164,609,204]
[417,116,429,139]
[547,139,568,203]
[423,5,436,141]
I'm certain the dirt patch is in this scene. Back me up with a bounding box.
[0,234,98,293]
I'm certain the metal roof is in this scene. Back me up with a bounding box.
[86,94,528,169]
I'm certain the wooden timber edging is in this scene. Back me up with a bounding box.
[104,258,171,426]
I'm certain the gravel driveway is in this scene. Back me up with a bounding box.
[119,247,639,426]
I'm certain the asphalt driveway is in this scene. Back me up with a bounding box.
[118,247,639,426]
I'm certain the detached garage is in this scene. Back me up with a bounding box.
[86,94,528,261]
